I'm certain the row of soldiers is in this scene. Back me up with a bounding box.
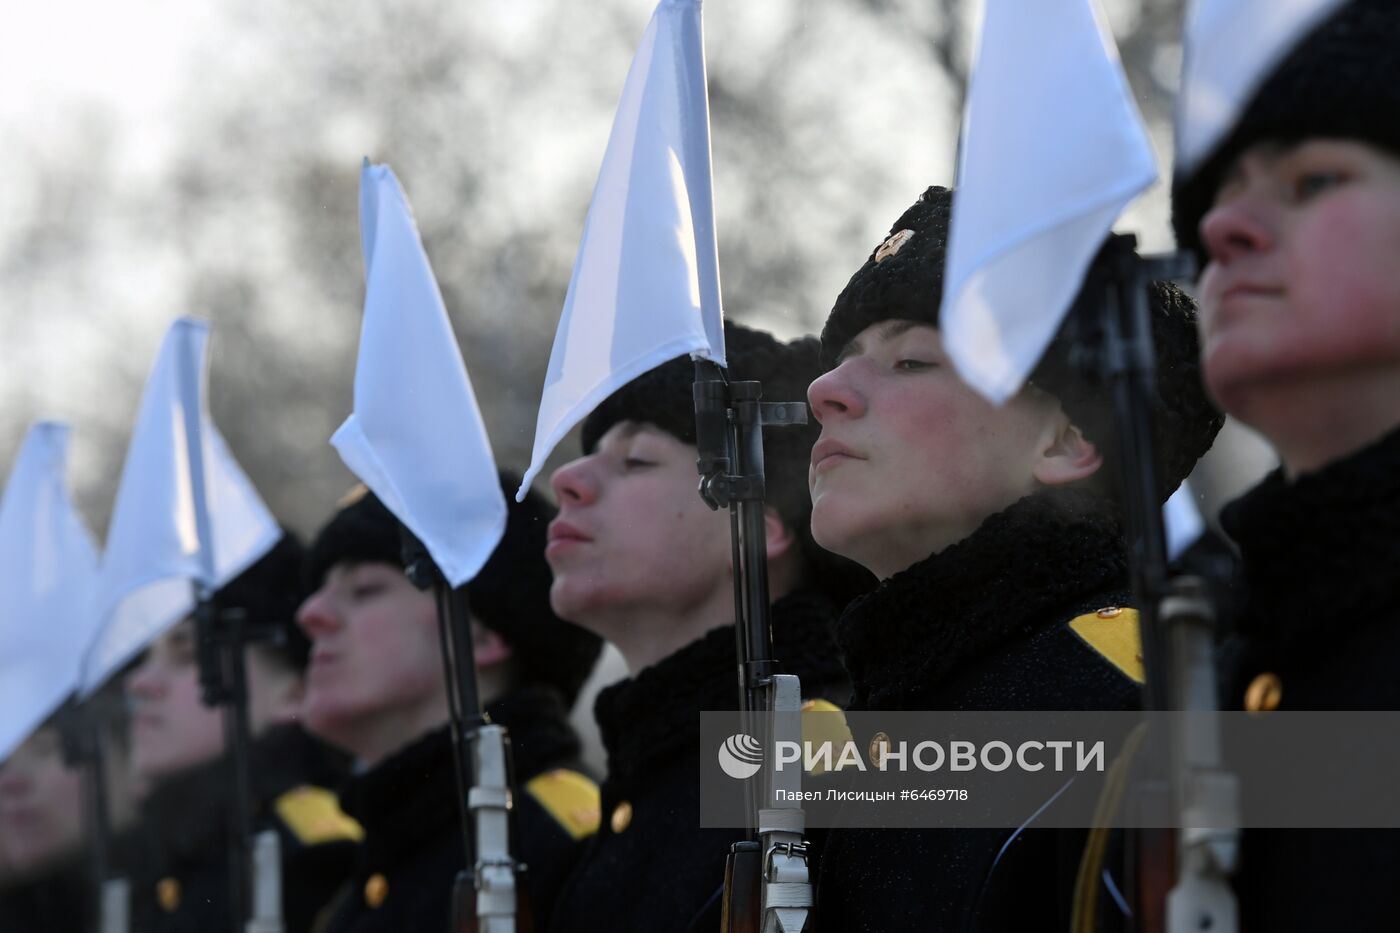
[3,0,1399,929]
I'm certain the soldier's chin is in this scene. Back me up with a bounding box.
[131,746,209,787]
[547,576,607,633]
[299,695,357,754]
[809,499,865,568]
[5,831,79,875]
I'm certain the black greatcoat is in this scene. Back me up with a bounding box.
[0,824,148,933]
[130,723,357,933]
[548,588,850,933]
[1217,424,1400,931]
[321,685,595,933]
[0,855,91,933]
[812,488,1143,933]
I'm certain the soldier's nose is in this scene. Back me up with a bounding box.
[551,458,599,507]
[295,590,342,638]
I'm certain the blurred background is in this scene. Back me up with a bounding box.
[0,0,1284,777]
[0,0,1275,539]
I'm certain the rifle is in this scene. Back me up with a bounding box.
[694,360,813,933]
[194,591,292,933]
[400,530,533,933]
[57,699,129,933]
[1066,234,1239,933]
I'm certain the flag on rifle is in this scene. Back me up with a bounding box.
[331,160,506,585]
[81,317,280,694]
[939,0,1158,406]
[0,422,100,761]
[518,0,726,500]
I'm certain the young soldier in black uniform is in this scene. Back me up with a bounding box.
[125,534,360,933]
[0,691,142,933]
[1171,1,1400,926]
[296,472,603,933]
[544,322,865,933]
[0,721,89,933]
[804,186,1222,931]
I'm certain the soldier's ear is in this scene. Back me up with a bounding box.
[763,505,797,562]
[471,622,513,669]
[1031,415,1103,487]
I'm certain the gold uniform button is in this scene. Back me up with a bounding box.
[610,800,633,834]
[364,873,389,909]
[1245,673,1283,712]
[1096,607,1123,619]
[156,877,181,913]
[869,731,892,768]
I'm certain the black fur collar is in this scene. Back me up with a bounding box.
[339,725,459,870]
[593,588,846,784]
[837,487,1129,711]
[1222,422,1400,664]
[141,723,347,865]
[487,684,585,780]
[339,686,583,870]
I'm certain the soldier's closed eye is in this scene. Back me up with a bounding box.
[351,582,388,600]
[1292,169,1349,201]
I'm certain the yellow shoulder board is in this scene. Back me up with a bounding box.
[1068,607,1144,684]
[274,786,365,846]
[800,699,853,775]
[524,769,600,841]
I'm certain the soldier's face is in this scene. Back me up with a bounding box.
[124,620,298,784]
[1198,139,1400,438]
[546,422,732,630]
[807,321,1061,580]
[295,562,447,765]
[0,727,84,872]
[125,619,225,784]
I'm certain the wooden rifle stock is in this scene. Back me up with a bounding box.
[720,842,763,933]
[1131,820,1176,933]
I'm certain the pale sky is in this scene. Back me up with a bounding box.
[0,0,1198,513]
[0,0,223,171]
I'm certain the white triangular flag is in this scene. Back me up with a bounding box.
[0,423,100,761]
[330,161,507,587]
[517,0,725,499]
[81,318,281,694]
[1175,0,1347,177]
[941,0,1159,405]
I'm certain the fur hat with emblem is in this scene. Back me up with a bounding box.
[1172,0,1400,266]
[305,475,603,707]
[581,320,875,606]
[821,185,1223,503]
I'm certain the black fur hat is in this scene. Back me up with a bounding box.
[581,321,815,535]
[305,476,603,707]
[580,320,876,606]
[1172,0,1400,264]
[213,533,311,670]
[821,185,1223,502]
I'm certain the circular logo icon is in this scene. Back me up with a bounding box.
[718,733,764,780]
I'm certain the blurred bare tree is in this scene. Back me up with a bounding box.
[0,0,1186,537]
